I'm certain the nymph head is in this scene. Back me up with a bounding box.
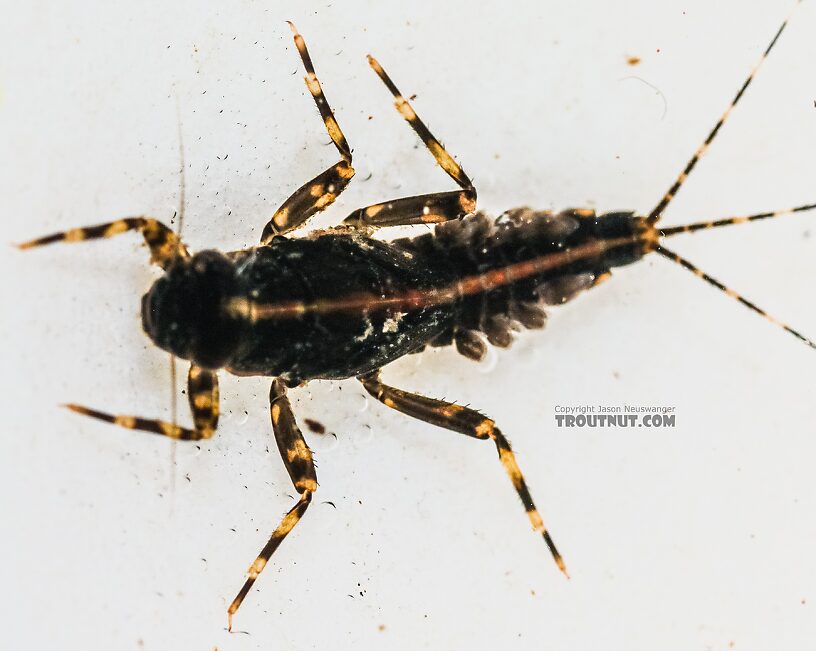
[141,250,244,369]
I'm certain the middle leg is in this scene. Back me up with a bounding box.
[358,370,567,577]
[260,23,355,242]
[227,378,317,630]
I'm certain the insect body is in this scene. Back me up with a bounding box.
[18,9,815,631]
[146,209,651,383]
[158,235,456,381]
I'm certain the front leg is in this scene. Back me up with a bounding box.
[17,216,189,270]
[358,370,567,577]
[260,23,355,242]
[64,364,218,440]
[227,378,317,630]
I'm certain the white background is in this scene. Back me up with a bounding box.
[2,1,816,649]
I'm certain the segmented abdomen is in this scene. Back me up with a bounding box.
[395,208,611,360]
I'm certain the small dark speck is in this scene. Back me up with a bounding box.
[185,473,191,482]
[378,624,386,632]
[408,94,417,101]
[304,418,326,434]
[322,501,337,509]
[627,56,641,66]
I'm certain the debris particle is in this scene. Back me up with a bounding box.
[304,418,326,434]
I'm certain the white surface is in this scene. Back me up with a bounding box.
[2,1,816,649]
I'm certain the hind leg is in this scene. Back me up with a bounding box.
[358,370,567,576]
[343,56,476,229]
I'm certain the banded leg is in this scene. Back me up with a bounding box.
[227,378,317,630]
[63,364,219,440]
[260,22,355,242]
[343,56,476,229]
[358,370,567,577]
[16,216,188,270]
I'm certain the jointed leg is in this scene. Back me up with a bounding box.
[358,370,567,576]
[64,364,219,440]
[343,56,476,229]
[227,378,317,630]
[16,216,188,270]
[260,23,355,242]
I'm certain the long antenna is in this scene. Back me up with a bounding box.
[659,202,816,237]
[169,98,187,410]
[647,1,802,223]
[655,244,816,348]
[169,94,187,494]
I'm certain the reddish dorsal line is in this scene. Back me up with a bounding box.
[230,234,644,321]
